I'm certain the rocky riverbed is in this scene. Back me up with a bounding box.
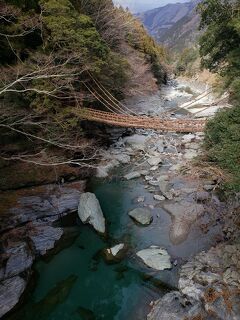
[1,79,239,319]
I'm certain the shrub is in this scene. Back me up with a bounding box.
[204,105,240,192]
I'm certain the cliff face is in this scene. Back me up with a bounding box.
[137,0,201,52]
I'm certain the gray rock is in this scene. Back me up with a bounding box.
[185,142,199,150]
[96,160,120,178]
[78,193,106,234]
[0,276,26,318]
[148,180,160,186]
[181,187,197,194]
[124,171,141,180]
[150,166,159,171]
[147,156,162,166]
[169,164,183,172]
[104,243,125,262]
[184,149,198,160]
[164,146,177,154]
[134,196,145,203]
[145,176,153,181]
[112,154,131,164]
[139,170,148,176]
[164,201,204,245]
[5,242,33,278]
[137,246,171,270]
[195,191,210,202]
[128,208,153,225]
[30,224,64,256]
[158,181,170,195]
[155,140,164,153]
[204,184,215,191]
[123,134,148,151]
[147,291,204,320]
[154,195,165,201]
[182,134,195,143]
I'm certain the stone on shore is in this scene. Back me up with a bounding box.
[124,171,141,180]
[0,276,26,318]
[182,134,195,144]
[123,134,148,151]
[147,291,203,320]
[78,193,106,234]
[147,156,162,167]
[128,208,153,225]
[154,195,165,201]
[137,246,171,270]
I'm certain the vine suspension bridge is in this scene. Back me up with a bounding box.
[76,74,207,133]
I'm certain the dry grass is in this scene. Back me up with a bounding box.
[180,157,231,189]
[204,286,240,314]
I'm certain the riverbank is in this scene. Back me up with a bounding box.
[1,79,239,319]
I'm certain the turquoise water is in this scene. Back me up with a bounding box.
[8,177,220,320]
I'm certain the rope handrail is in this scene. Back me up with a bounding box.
[74,108,206,133]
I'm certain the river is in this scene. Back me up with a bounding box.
[5,80,224,320]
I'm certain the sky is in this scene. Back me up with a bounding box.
[113,0,189,13]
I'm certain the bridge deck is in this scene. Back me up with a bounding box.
[75,108,206,133]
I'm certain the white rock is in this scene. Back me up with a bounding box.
[137,246,171,270]
[150,166,159,171]
[124,171,141,180]
[107,244,125,257]
[182,134,196,143]
[147,156,162,166]
[128,208,153,225]
[123,134,148,151]
[154,195,165,201]
[184,149,198,160]
[112,154,131,164]
[78,193,105,234]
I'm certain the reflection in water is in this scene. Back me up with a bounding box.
[32,275,78,319]
[74,306,96,320]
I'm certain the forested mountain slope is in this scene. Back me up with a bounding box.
[138,0,201,52]
[0,0,167,188]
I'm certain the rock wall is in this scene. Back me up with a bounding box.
[0,181,86,318]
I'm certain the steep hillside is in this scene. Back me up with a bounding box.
[0,0,167,189]
[138,0,201,52]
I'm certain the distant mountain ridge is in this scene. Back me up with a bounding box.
[137,0,201,51]
[113,0,188,13]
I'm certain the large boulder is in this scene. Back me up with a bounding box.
[128,208,153,225]
[78,193,106,234]
[4,242,33,278]
[136,246,171,270]
[147,291,204,320]
[163,201,204,245]
[29,223,64,256]
[124,171,141,180]
[0,276,26,318]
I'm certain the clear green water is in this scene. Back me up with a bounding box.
[8,177,220,320]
